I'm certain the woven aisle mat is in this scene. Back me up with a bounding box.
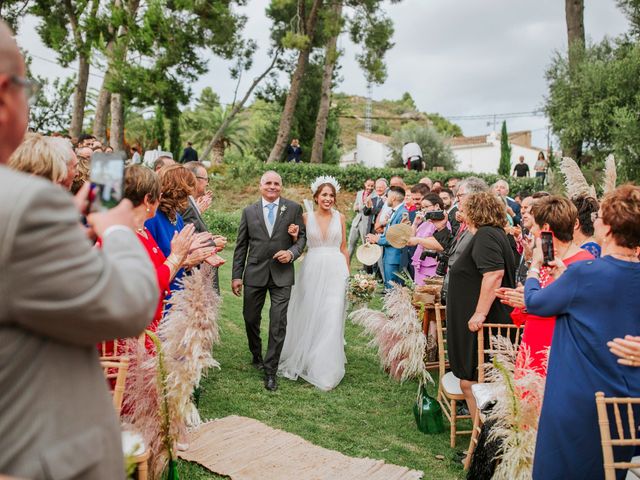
[178,415,424,480]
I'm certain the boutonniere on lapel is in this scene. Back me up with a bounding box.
[280,205,287,216]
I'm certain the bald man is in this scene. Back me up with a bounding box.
[0,20,158,480]
[232,171,306,391]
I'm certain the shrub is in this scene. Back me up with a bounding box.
[204,210,241,240]
[228,162,539,193]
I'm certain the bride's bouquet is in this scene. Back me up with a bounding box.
[347,273,378,307]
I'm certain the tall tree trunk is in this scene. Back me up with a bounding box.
[110,93,125,151]
[93,84,111,144]
[69,53,89,138]
[565,0,585,162]
[267,0,323,163]
[212,141,225,165]
[201,49,281,160]
[310,2,342,164]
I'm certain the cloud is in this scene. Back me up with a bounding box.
[15,0,630,147]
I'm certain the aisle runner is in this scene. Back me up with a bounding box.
[178,415,424,480]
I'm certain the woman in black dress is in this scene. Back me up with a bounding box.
[447,191,515,418]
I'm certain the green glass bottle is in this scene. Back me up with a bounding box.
[413,386,444,434]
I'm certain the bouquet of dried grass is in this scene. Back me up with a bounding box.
[123,264,222,479]
[560,157,597,199]
[349,284,432,386]
[482,336,547,480]
[160,264,222,429]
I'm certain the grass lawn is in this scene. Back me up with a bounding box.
[177,246,467,479]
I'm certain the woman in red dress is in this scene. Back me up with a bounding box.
[123,165,195,350]
[497,196,594,375]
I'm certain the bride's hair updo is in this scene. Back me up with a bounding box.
[313,183,337,204]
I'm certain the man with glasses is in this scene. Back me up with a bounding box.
[0,20,158,480]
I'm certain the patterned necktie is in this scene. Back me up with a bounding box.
[266,203,277,227]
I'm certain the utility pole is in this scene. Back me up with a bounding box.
[365,82,372,134]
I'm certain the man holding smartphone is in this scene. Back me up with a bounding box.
[0,21,158,480]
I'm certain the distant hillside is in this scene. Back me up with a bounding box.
[333,93,463,152]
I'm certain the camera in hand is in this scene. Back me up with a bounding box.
[541,231,555,266]
[423,210,446,221]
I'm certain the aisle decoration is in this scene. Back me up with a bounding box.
[479,337,547,480]
[123,264,222,479]
[346,273,378,308]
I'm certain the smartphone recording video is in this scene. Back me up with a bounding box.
[541,231,555,266]
[89,152,126,212]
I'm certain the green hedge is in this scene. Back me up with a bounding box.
[228,162,539,194]
[203,209,241,240]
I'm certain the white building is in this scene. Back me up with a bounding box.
[339,132,393,168]
[448,130,547,175]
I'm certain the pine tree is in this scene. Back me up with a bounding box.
[498,120,512,176]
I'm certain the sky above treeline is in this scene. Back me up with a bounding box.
[17,0,630,149]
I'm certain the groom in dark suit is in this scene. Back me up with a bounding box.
[232,171,306,391]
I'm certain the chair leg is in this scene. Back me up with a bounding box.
[464,409,481,470]
[137,459,148,480]
[450,399,457,448]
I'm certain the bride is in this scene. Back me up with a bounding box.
[278,176,350,391]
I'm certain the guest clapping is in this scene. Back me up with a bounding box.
[145,164,216,292]
[524,185,640,480]
[447,191,516,418]
[124,165,195,343]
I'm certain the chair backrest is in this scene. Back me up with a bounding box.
[100,356,130,414]
[476,323,523,383]
[595,391,640,480]
[434,305,448,379]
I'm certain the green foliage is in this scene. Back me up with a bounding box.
[545,35,640,181]
[153,105,166,150]
[0,1,30,32]
[226,162,538,194]
[281,31,311,50]
[255,55,342,163]
[389,124,457,170]
[28,73,75,133]
[498,120,512,176]
[426,113,463,137]
[169,115,181,161]
[400,92,417,111]
[202,210,241,240]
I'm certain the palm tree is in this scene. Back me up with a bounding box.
[182,105,249,164]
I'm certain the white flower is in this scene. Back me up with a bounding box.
[280,205,287,216]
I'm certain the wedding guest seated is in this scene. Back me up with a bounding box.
[572,194,601,258]
[524,185,640,480]
[145,164,215,292]
[8,132,68,185]
[124,165,195,348]
[411,192,451,285]
[447,190,515,419]
[497,195,593,375]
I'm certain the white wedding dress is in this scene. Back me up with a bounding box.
[278,209,349,391]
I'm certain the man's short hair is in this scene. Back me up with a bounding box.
[458,176,488,194]
[184,161,206,175]
[388,185,405,199]
[375,178,388,185]
[154,156,173,171]
[78,133,95,144]
[410,183,430,196]
[440,188,454,197]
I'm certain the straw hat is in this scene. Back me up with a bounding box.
[386,223,413,249]
[356,242,382,266]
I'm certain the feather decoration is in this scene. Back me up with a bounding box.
[122,265,222,479]
[122,332,177,479]
[349,284,432,386]
[560,157,597,198]
[603,154,617,196]
[160,264,222,429]
[482,336,547,480]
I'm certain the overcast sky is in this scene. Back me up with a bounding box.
[17,0,630,148]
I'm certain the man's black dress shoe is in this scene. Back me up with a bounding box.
[251,359,264,371]
[264,374,277,391]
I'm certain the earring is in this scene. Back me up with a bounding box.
[146,208,150,212]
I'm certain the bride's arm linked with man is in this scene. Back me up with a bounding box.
[231,171,306,391]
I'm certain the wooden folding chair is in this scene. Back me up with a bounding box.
[464,323,523,469]
[435,307,472,448]
[595,391,640,480]
[100,356,130,414]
